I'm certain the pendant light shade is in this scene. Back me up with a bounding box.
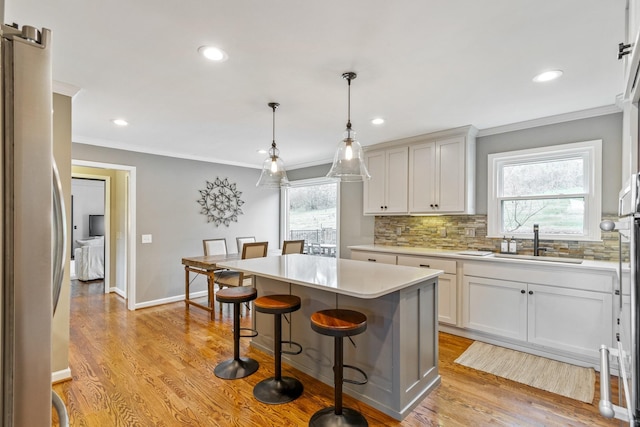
[256,102,289,188]
[326,72,371,182]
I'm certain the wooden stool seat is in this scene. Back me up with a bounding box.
[310,309,367,337]
[215,286,257,304]
[254,294,301,314]
[309,309,368,427]
[253,294,304,405]
[214,286,259,380]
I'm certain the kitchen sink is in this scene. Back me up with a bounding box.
[493,253,583,264]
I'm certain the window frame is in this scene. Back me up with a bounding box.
[280,177,340,256]
[487,140,602,241]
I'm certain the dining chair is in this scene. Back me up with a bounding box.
[236,236,256,253]
[216,241,269,289]
[282,239,305,255]
[203,238,227,256]
[200,238,230,312]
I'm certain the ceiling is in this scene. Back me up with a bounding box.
[6,1,626,170]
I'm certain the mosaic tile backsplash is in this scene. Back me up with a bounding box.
[374,214,627,262]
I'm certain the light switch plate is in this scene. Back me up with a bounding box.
[141,234,152,244]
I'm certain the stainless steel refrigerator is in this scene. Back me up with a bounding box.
[599,175,640,425]
[0,23,66,426]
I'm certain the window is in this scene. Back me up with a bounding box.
[487,140,602,241]
[281,178,339,257]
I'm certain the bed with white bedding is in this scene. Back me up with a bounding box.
[74,236,104,281]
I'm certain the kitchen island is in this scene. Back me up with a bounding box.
[217,254,442,420]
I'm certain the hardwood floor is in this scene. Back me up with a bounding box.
[54,281,622,426]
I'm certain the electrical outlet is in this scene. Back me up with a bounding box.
[141,234,152,244]
[396,226,402,236]
[465,228,476,237]
[440,228,447,237]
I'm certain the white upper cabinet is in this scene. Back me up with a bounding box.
[363,147,408,214]
[409,130,476,214]
[363,125,476,216]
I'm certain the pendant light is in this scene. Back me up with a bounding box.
[257,102,289,188]
[326,72,371,181]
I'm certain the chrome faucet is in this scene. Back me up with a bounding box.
[533,224,546,256]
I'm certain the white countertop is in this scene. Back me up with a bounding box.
[348,244,621,273]
[217,253,442,299]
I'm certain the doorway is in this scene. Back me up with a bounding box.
[72,160,137,311]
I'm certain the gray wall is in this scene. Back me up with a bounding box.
[476,113,622,214]
[73,143,280,304]
[287,164,374,258]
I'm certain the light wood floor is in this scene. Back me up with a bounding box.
[54,280,622,426]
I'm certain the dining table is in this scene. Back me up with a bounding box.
[181,249,281,319]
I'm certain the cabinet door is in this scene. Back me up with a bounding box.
[438,273,457,325]
[527,284,612,359]
[409,142,436,212]
[384,147,408,213]
[363,151,386,214]
[397,255,457,325]
[435,137,465,212]
[462,276,527,341]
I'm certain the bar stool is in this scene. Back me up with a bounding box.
[309,309,368,427]
[214,286,259,380]
[253,294,304,404]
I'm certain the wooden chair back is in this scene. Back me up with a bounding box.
[282,239,304,255]
[242,241,268,259]
[203,238,227,256]
[236,236,256,253]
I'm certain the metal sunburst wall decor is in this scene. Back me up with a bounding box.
[197,177,245,226]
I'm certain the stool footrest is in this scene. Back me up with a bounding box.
[343,364,368,386]
[239,327,258,338]
[281,340,303,355]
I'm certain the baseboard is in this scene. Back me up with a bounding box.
[134,290,208,309]
[52,367,72,384]
[110,286,126,298]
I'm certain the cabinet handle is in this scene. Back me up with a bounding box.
[521,290,525,294]
[384,205,388,209]
[419,264,431,268]
[367,258,377,262]
[430,204,434,208]
[380,206,384,210]
[528,290,533,295]
[434,204,439,208]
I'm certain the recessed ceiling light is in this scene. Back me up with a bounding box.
[257,149,268,154]
[198,46,228,62]
[371,118,385,125]
[532,70,563,83]
[112,118,128,126]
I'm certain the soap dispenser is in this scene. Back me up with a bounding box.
[500,236,508,253]
[509,236,517,254]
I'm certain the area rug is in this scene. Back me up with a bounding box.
[454,341,595,403]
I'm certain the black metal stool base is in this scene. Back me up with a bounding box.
[253,377,303,404]
[214,357,259,380]
[309,407,368,427]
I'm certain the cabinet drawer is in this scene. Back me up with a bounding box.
[351,251,397,265]
[397,255,456,274]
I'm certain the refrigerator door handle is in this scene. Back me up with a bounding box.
[52,160,66,314]
[599,344,632,422]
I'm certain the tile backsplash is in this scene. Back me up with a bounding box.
[374,214,627,262]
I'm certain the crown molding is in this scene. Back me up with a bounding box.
[73,136,262,169]
[477,104,622,137]
[53,80,81,98]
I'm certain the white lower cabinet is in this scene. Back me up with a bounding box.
[397,255,457,325]
[462,274,613,360]
[462,276,526,340]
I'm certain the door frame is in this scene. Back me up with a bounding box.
[72,159,137,311]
